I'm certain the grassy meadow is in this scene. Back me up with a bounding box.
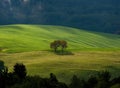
[0,24,120,53]
[0,24,120,83]
[0,51,120,83]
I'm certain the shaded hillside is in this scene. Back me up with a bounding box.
[0,0,120,33]
[0,24,120,53]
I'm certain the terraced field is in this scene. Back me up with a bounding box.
[0,24,120,53]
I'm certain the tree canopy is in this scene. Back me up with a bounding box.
[50,40,67,52]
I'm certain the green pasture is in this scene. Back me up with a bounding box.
[0,51,120,83]
[0,24,120,83]
[0,24,120,53]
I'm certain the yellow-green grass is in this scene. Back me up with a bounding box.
[0,24,120,53]
[0,51,120,83]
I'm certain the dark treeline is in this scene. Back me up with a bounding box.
[0,61,120,88]
[0,0,120,34]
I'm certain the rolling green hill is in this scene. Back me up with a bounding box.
[0,24,120,53]
[0,24,120,83]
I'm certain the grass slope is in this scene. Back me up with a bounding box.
[0,24,120,83]
[0,51,120,83]
[0,24,120,53]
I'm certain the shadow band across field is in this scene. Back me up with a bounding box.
[47,50,74,55]
[55,51,74,55]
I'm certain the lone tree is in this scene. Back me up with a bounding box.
[50,40,60,52]
[50,40,67,52]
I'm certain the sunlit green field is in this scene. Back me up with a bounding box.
[0,24,120,53]
[0,24,120,83]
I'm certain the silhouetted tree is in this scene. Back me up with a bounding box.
[87,76,98,88]
[49,73,58,88]
[70,75,86,88]
[49,73,58,83]
[50,40,61,52]
[1,61,120,88]
[0,60,5,71]
[98,71,111,82]
[96,71,111,88]
[0,71,6,88]
[0,60,8,88]
[13,63,27,79]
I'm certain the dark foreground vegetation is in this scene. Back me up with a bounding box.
[0,60,120,88]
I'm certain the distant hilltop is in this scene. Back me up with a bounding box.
[0,0,119,34]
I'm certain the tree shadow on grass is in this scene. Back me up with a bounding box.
[54,51,74,55]
[47,50,74,55]
[54,50,74,55]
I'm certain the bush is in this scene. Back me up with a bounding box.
[13,63,27,79]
